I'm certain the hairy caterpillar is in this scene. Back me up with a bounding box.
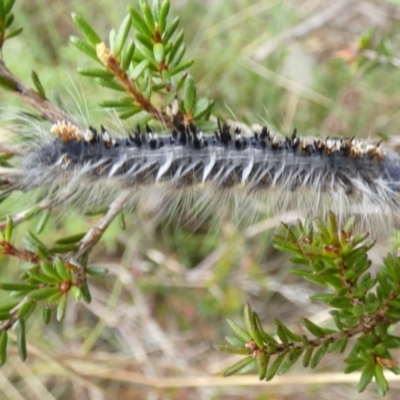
[1,119,400,234]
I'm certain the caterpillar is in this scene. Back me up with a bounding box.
[1,119,400,234]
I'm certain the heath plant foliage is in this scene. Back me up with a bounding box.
[0,0,399,397]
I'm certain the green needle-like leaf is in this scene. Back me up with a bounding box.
[183,75,195,113]
[163,16,179,43]
[43,306,52,325]
[70,36,100,63]
[226,318,251,342]
[31,71,46,99]
[266,353,287,381]
[0,330,7,366]
[131,59,150,80]
[159,0,170,33]
[374,364,389,396]
[29,287,59,301]
[153,42,165,63]
[129,6,152,37]
[4,215,13,242]
[56,293,67,321]
[114,14,132,58]
[54,258,70,282]
[358,362,375,392]
[71,13,101,46]
[141,1,155,33]
[222,355,255,377]
[16,319,27,361]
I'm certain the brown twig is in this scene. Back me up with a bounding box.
[1,240,40,264]
[96,42,173,127]
[0,60,76,125]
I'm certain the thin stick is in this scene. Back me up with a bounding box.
[73,189,131,260]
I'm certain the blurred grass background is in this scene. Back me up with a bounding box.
[1,0,400,399]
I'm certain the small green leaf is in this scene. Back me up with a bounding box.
[40,261,62,281]
[43,306,52,325]
[301,318,328,338]
[266,353,287,381]
[328,338,348,353]
[163,16,179,43]
[183,75,195,113]
[119,107,143,119]
[169,59,193,76]
[303,346,313,367]
[159,0,170,33]
[70,36,99,63]
[153,43,165,63]
[71,13,101,46]
[56,293,67,321]
[77,67,114,79]
[29,287,59,301]
[86,266,109,276]
[0,301,19,312]
[257,352,269,380]
[374,364,389,396]
[134,37,154,60]
[16,319,27,361]
[27,231,47,250]
[310,340,329,369]
[17,301,36,320]
[167,29,184,64]
[226,318,251,342]
[95,78,125,91]
[141,1,155,33]
[4,216,12,242]
[243,304,264,349]
[36,210,50,234]
[275,319,302,343]
[278,348,302,375]
[131,59,150,80]
[119,212,126,230]
[80,281,92,303]
[55,233,86,245]
[358,362,375,393]
[254,313,278,345]
[114,14,132,58]
[69,286,82,302]
[109,28,116,54]
[5,0,16,15]
[0,312,11,321]
[214,343,251,355]
[49,244,79,254]
[37,246,50,260]
[0,330,7,366]
[0,283,37,291]
[54,258,70,281]
[122,41,135,70]
[31,71,46,99]
[193,98,213,120]
[28,270,59,285]
[4,26,22,40]
[222,355,254,377]
[151,0,161,21]
[171,43,186,67]
[129,6,152,37]
[46,291,63,306]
